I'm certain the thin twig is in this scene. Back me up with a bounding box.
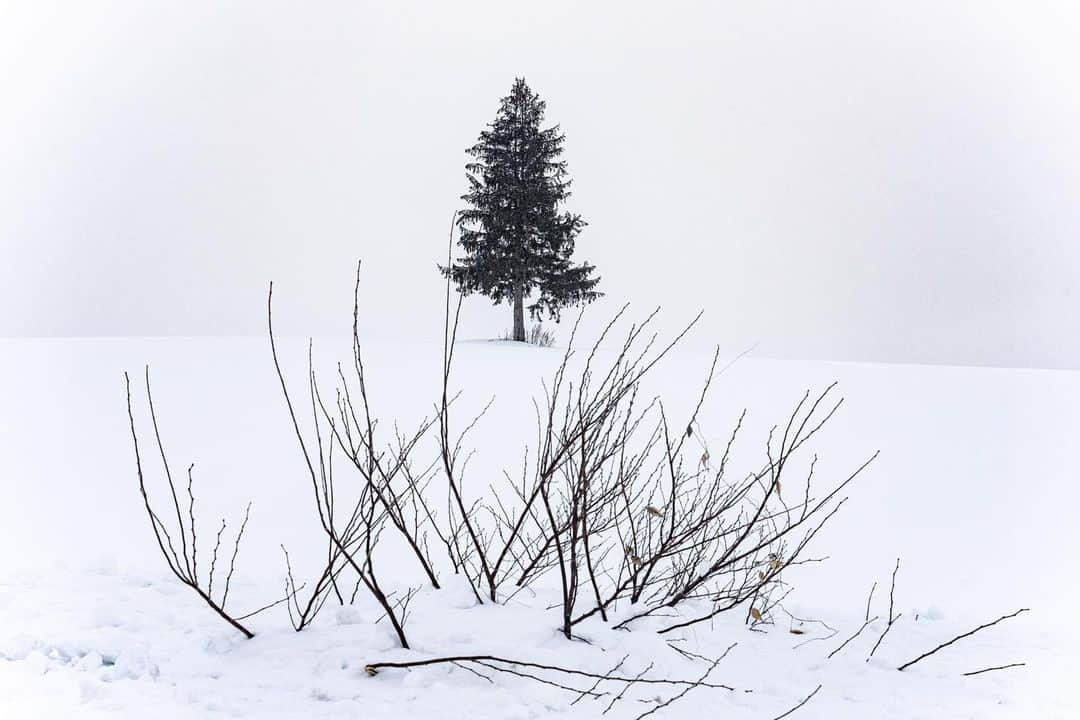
[631,645,734,720]
[234,582,308,621]
[867,558,901,660]
[962,662,1025,677]
[828,615,878,659]
[571,655,628,706]
[771,684,822,719]
[867,613,902,659]
[898,608,1029,672]
[603,662,654,715]
[364,654,735,690]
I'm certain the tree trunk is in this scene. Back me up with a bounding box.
[513,289,526,342]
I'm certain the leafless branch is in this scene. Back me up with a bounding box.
[828,615,879,660]
[867,558,901,660]
[961,662,1026,677]
[771,684,822,719]
[124,369,256,639]
[897,608,1029,672]
[630,644,735,720]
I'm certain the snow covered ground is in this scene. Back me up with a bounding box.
[0,335,1076,718]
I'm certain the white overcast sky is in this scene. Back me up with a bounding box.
[2,1,1078,368]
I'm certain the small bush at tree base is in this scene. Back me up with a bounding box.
[501,324,557,347]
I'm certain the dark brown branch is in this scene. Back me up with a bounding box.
[268,279,411,648]
[571,655,628,706]
[124,370,255,639]
[771,684,822,719]
[867,557,901,660]
[867,613,902,660]
[897,608,1029,672]
[630,645,733,720]
[828,615,879,659]
[363,654,735,691]
[961,662,1026,677]
[234,581,307,622]
[221,501,251,608]
[603,661,654,715]
[472,659,605,698]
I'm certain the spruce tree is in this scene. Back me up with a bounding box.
[442,78,600,342]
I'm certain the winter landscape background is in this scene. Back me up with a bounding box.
[2,1,1078,718]
[3,1,1079,367]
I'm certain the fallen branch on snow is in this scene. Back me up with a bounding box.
[897,608,1029,672]
[961,662,1026,677]
[364,649,741,714]
[771,683,822,719]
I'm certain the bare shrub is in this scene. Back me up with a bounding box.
[500,323,557,347]
[492,311,876,638]
[431,243,876,636]
[363,643,742,718]
[267,268,440,648]
[528,324,557,347]
[120,248,1025,713]
[125,254,874,653]
[124,369,257,639]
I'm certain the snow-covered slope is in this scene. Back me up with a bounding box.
[0,336,1075,718]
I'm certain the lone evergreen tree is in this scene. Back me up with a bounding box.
[442,78,600,342]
